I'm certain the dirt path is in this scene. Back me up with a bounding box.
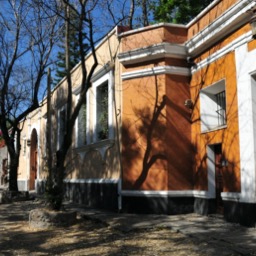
[0,200,241,255]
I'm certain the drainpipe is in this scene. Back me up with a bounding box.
[112,66,123,212]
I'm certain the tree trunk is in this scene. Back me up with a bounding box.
[46,149,66,210]
[142,0,149,26]
[7,129,21,192]
[8,154,19,191]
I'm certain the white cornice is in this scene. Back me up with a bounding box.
[186,0,255,57]
[119,23,186,38]
[192,32,252,74]
[118,43,187,65]
[91,61,115,82]
[122,66,190,80]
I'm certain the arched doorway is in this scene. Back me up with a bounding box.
[30,129,38,190]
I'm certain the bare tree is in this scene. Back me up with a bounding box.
[43,0,132,210]
[0,0,59,192]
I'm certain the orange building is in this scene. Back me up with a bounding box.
[11,0,256,226]
[118,0,256,226]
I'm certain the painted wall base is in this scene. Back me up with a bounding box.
[224,201,256,227]
[17,180,27,191]
[121,196,194,214]
[64,182,118,211]
[194,198,216,215]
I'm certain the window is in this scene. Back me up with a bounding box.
[216,91,226,126]
[96,82,109,140]
[200,80,226,132]
[92,70,114,143]
[57,106,66,149]
[77,102,87,147]
[75,68,114,148]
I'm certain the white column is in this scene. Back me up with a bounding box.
[235,43,256,203]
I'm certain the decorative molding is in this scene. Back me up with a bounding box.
[119,23,186,38]
[74,139,115,160]
[72,85,82,95]
[118,43,187,65]
[91,62,114,83]
[122,66,190,80]
[192,32,252,74]
[186,0,255,57]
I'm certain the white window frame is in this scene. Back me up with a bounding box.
[92,70,114,143]
[200,79,226,133]
[75,92,90,147]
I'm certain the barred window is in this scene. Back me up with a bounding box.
[216,91,226,126]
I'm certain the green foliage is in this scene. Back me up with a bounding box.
[152,0,213,24]
[53,10,88,86]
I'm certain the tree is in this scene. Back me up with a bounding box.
[153,0,213,24]
[43,0,129,210]
[0,0,59,192]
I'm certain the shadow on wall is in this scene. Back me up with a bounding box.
[122,74,168,190]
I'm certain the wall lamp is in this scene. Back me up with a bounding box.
[184,99,193,109]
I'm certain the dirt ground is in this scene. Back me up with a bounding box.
[0,199,240,256]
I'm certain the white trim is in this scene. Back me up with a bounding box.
[92,69,114,142]
[235,43,256,203]
[200,79,226,132]
[64,178,119,184]
[91,62,114,82]
[221,192,240,202]
[119,23,186,38]
[122,66,190,80]
[50,28,117,93]
[121,190,241,200]
[121,190,194,197]
[186,0,255,57]
[121,190,215,198]
[193,190,215,199]
[118,43,187,65]
[192,32,252,74]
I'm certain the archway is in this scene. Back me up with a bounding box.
[30,129,38,190]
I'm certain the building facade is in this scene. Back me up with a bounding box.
[12,0,256,226]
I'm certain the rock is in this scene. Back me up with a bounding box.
[29,208,77,229]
